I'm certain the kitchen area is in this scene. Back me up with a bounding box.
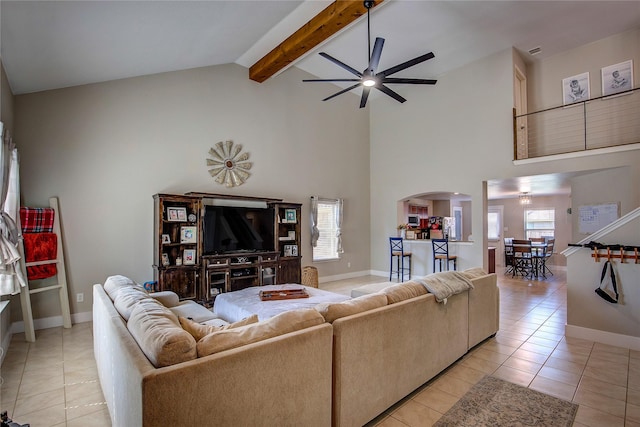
[396,192,480,277]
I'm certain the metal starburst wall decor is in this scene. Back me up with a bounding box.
[206,140,252,187]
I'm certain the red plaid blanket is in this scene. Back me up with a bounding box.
[20,207,55,233]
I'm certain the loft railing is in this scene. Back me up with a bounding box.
[513,88,640,160]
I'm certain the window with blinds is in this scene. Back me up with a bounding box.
[525,208,555,239]
[313,200,340,261]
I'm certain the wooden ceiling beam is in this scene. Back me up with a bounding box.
[249,0,384,83]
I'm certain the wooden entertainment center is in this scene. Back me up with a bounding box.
[153,193,302,305]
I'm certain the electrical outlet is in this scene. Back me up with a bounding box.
[76,293,84,303]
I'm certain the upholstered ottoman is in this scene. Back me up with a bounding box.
[350,281,396,298]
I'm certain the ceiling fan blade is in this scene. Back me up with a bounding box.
[382,78,437,85]
[319,52,363,77]
[378,52,435,77]
[376,84,407,104]
[359,87,371,109]
[322,83,362,102]
[368,37,385,74]
[303,78,361,82]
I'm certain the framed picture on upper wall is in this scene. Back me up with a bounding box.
[562,72,590,106]
[602,60,633,97]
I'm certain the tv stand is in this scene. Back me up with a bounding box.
[153,193,302,303]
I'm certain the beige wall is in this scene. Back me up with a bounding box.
[1,60,14,132]
[370,31,640,276]
[528,28,640,111]
[14,64,371,320]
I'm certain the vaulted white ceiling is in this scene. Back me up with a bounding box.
[1,1,638,199]
[2,1,638,95]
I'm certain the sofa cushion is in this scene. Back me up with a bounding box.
[381,280,428,304]
[315,294,387,323]
[127,298,197,367]
[103,275,144,300]
[179,315,259,341]
[113,286,150,321]
[149,291,181,307]
[196,309,324,357]
[460,267,488,279]
[169,300,218,323]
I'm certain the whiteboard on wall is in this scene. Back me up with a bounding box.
[578,203,620,234]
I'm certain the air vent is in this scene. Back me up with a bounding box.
[528,46,542,56]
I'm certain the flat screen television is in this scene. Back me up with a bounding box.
[202,205,275,255]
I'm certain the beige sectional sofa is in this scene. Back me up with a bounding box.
[93,276,333,427]
[93,269,498,427]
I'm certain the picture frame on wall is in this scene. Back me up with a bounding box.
[183,249,196,265]
[601,60,633,97]
[180,226,197,244]
[562,72,590,106]
[167,207,187,222]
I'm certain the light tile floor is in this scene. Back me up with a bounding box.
[0,267,637,426]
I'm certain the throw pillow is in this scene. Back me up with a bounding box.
[315,293,387,323]
[196,309,324,357]
[179,315,259,341]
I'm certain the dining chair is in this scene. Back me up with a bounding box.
[504,237,515,275]
[540,238,555,277]
[432,238,457,272]
[389,237,411,281]
[512,239,534,278]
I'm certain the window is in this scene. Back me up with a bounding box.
[312,199,342,261]
[525,208,555,239]
[487,211,500,240]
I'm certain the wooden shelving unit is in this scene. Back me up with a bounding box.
[153,193,303,303]
[153,194,202,300]
[272,202,302,284]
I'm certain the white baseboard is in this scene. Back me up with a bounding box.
[10,311,93,334]
[565,324,640,351]
[318,270,369,284]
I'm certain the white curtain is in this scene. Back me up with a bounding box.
[310,196,319,247]
[0,122,26,296]
[336,198,344,253]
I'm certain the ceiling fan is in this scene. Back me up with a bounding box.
[303,0,437,108]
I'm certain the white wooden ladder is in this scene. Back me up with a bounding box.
[17,197,72,342]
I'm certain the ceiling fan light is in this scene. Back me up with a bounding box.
[362,78,376,87]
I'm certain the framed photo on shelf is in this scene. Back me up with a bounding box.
[161,234,171,244]
[285,209,297,223]
[562,72,590,106]
[161,253,170,266]
[180,226,197,244]
[167,207,187,222]
[405,230,416,240]
[284,244,298,257]
[601,60,633,97]
[183,249,196,265]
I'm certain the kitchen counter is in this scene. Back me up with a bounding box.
[401,239,475,277]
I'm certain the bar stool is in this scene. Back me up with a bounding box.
[432,238,457,272]
[389,237,411,281]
